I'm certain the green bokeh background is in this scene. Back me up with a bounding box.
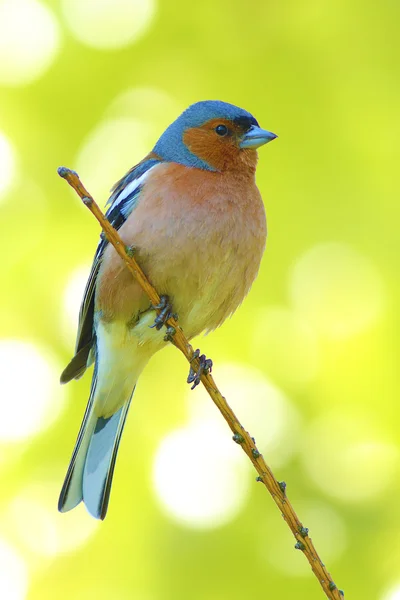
[1,1,399,599]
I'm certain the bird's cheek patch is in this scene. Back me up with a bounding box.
[183,127,230,171]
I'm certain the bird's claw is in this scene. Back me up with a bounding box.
[150,295,177,331]
[187,349,213,390]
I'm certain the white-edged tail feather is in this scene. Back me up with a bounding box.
[58,370,99,513]
[83,395,133,519]
[58,367,134,519]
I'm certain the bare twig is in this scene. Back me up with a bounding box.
[58,166,344,600]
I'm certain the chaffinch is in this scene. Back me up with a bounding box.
[59,100,277,519]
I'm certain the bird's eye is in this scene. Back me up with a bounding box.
[215,124,228,136]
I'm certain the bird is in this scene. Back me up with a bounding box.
[58,100,277,520]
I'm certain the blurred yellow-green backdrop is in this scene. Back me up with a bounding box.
[0,0,399,598]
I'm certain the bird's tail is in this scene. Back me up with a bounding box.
[58,366,134,520]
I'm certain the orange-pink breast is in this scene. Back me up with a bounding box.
[96,162,267,338]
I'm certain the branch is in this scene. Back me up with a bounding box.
[58,166,344,600]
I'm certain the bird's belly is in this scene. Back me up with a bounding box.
[163,255,246,337]
[98,222,264,342]
[146,220,265,338]
[97,165,266,341]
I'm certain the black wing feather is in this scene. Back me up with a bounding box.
[60,159,159,384]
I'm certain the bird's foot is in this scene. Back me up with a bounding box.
[163,326,176,342]
[150,295,178,331]
[187,349,213,390]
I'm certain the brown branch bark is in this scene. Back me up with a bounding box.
[58,166,344,600]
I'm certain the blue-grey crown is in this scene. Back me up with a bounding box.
[153,100,259,171]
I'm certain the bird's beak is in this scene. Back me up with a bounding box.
[240,126,278,149]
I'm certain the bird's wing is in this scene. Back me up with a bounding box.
[60,158,161,383]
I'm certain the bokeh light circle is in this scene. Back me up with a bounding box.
[5,483,99,557]
[0,132,16,199]
[0,0,60,86]
[106,87,181,123]
[77,118,159,202]
[77,87,180,203]
[152,422,249,529]
[188,363,302,468]
[0,538,28,600]
[61,0,156,50]
[301,411,399,502]
[289,243,386,338]
[0,340,65,442]
[153,363,301,529]
[381,584,400,600]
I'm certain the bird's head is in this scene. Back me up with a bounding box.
[153,100,277,173]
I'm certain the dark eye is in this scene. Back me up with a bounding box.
[215,124,228,136]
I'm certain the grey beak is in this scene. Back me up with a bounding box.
[240,126,278,149]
